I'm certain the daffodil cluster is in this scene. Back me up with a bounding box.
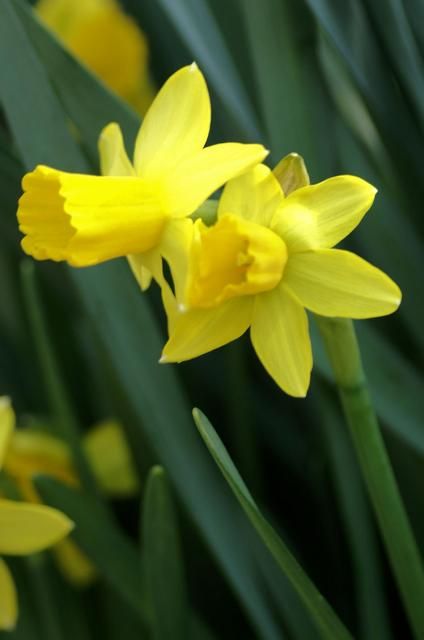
[17,64,401,397]
[3,419,138,587]
[0,398,73,630]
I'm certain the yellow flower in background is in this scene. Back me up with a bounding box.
[161,162,401,397]
[83,420,139,497]
[0,398,73,631]
[3,420,138,587]
[17,64,267,292]
[36,0,155,114]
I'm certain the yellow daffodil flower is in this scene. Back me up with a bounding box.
[161,163,401,397]
[17,64,268,293]
[3,420,138,587]
[36,0,155,113]
[0,398,73,631]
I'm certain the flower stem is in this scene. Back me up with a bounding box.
[316,316,424,640]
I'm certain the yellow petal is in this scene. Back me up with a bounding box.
[284,249,401,318]
[160,218,194,303]
[161,297,253,363]
[272,153,310,195]
[53,538,97,587]
[272,175,377,252]
[4,429,76,491]
[127,250,161,291]
[83,420,138,497]
[0,558,17,631]
[18,166,166,266]
[134,64,210,178]
[36,0,108,36]
[0,500,73,555]
[218,164,284,226]
[66,4,149,103]
[250,285,312,397]
[127,247,177,329]
[0,398,14,471]
[164,143,269,218]
[98,123,135,177]
[38,0,152,108]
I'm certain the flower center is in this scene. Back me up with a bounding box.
[186,214,288,308]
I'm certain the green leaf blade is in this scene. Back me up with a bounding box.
[193,408,353,640]
[142,466,188,640]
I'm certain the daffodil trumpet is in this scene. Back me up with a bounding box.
[17,64,268,294]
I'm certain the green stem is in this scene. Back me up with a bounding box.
[320,389,392,640]
[316,316,424,640]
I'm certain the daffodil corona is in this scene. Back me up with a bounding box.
[17,64,268,292]
[162,163,401,397]
[0,398,73,630]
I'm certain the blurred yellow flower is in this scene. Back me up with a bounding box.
[83,420,139,497]
[3,420,138,587]
[161,163,401,397]
[0,398,73,631]
[36,0,155,113]
[17,64,267,292]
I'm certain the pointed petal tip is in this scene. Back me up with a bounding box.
[99,121,120,138]
[0,397,11,410]
[189,61,199,72]
[159,355,168,364]
[67,518,76,534]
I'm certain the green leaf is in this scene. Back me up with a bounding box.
[317,34,424,355]
[362,0,424,130]
[0,1,87,172]
[193,408,353,640]
[152,0,261,140]
[304,0,424,186]
[20,260,99,496]
[25,556,66,640]
[13,0,140,163]
[238,0,333,176]
[34,476,147,625]
[5,559,40,640]
[142,466,188,640]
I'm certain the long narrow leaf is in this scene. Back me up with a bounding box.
[153,0,261,140]
[193,408,353,640]
[142,467,188,640]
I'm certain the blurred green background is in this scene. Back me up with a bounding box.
[0,0,423,638]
